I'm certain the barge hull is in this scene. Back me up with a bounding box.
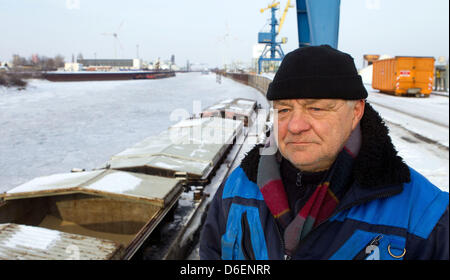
[43,71,175,82]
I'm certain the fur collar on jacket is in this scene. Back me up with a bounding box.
[241,102,410,188]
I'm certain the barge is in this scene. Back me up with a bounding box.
[43,70,175,82]
[0,170,183,260]
[201,98,258,127]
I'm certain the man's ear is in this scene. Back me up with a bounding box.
[352,100,365,130]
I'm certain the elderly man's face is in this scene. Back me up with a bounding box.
[274,98,364,172]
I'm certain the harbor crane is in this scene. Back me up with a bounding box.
[257,0,293,74]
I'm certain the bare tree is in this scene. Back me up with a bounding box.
[12,54,28,67]
[54,55,65,68]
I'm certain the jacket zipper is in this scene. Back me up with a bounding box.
[296,172,302,187]
[275,171,302,260]
[273,220,291,260]
[353,234,383,260]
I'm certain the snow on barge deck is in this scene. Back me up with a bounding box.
[43,70,175,82]
[103,117,244,186]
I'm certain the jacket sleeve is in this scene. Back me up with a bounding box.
[406,206,449,260]
[199,183,227,260]
[427,206,449,259]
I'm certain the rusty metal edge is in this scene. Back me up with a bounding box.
[120,186,184,260]
[162,197,206,260]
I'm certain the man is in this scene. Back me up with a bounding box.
[200,45,449,260]
[435,69,442,91]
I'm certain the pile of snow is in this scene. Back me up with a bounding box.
[359,65,373,84]
[359,54,393,85]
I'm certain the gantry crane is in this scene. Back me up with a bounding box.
[257,0,293,74]
[278,0,293,35]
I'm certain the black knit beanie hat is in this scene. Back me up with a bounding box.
[266,45,368,100]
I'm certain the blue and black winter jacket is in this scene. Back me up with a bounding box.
[199,104,449,260]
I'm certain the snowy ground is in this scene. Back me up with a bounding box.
[365,85,449,191]
[359,64,448,190]
[0,73,268,192]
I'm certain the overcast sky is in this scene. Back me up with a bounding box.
[0,0,448,68]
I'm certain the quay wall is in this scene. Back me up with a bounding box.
[222,72,271,97]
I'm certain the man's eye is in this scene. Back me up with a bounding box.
[309,107,324,112]
[278,108,290,113]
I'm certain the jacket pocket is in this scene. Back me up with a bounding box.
[221,203,269,260]
[241,212,256,260]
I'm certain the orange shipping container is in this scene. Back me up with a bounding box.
[372,56,435,96]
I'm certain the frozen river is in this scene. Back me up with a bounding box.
[0,73,269,192]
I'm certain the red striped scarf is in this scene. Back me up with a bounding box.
[256,126,361,257]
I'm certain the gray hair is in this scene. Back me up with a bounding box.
[346,100,358,108]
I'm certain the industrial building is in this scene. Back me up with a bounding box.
[64,58,143,71]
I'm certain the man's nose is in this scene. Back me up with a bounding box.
[287,110,311,134]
